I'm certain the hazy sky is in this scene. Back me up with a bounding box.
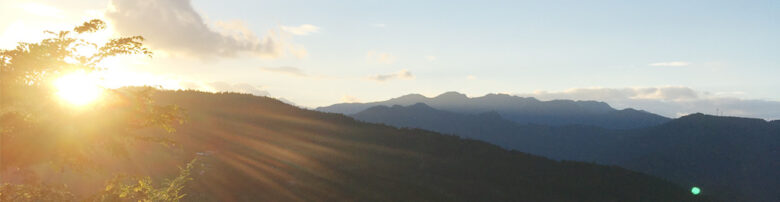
[1,0,778,118]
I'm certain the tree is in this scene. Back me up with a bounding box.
[0,19,189,201]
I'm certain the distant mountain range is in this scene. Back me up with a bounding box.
[349,103,779,201]
[317,92,670,129]
[130,90,703,201]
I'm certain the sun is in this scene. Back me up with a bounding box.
[54,71,104,106]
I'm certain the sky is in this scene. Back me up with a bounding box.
[1,0,779,119]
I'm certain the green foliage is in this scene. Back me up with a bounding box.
[0,20,191,201]
[0,19,181,170]
[0,19,148,89]
[0,183,75,202]
[88,158,198,202]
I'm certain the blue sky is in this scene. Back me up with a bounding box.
[1,0,779,118]
[195,0,780,100]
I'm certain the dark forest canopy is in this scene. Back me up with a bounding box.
[350,103,780,201]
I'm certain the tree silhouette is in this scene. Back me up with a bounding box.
[0,19,190,201]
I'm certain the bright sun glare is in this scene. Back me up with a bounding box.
[54,71,103,106]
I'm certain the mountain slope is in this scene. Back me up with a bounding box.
[134,90,703,201]
[612,114,780,202]
[352,103,620,161]
[317,92,670,129]
[349,104,779,201]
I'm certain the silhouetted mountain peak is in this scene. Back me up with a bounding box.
[481,93,540,103]
[483,93,512,98]
[390,93,427,102]
[681,112,706,117]
[408,102,434,109]
[574,100,614,112]
[434,91,468,100]
[319,91,670,129]
[622,108,640,112]
[676,113,754,121]
[670,113,769,128]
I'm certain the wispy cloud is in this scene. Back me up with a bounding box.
[369,69,414,81]
[466,75,477,80]
[106,0,305,59]
[281,24,320,36]
[425,55,437,62]
[371,23,387,28]
[366,50,395,64]
[649,61,690,67]
[260,66,307,77]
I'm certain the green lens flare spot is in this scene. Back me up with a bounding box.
[691,187,701,195]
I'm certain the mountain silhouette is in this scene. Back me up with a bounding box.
[612,113,780,202]
[350,104,779,201]
[317,91,670,129]
[352,103,619,161]
[111,90,703,201]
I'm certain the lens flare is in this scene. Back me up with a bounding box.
[691,187,701,195]
[54,71,103,106]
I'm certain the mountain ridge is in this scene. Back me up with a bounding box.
[137,90,707,201]
[317,91,670,129]
[350,103,779,201]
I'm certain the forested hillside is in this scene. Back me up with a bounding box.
[351,103,779,201]
[143,90,704,201]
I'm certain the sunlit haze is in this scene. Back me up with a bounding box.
[2,1,778,201]
[1,0,778,119]
[54,70,104,106]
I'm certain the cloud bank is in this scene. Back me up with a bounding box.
[518,87,780,120]
[369,69,413,81]
[106,0,305,58]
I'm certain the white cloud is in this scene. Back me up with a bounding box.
[518,87,780,120]
[281,24,320,36]
[371,23,387,28]
[425,55,437,62]
[466,75,477,80]
[18,2,64,18]
[260,66,307,77]
[525,87,699,102]
[340,95,360,103]
[368,69,414,82]
[366,50,395,64]
[649,61,690,67]
[106,0,304,59]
